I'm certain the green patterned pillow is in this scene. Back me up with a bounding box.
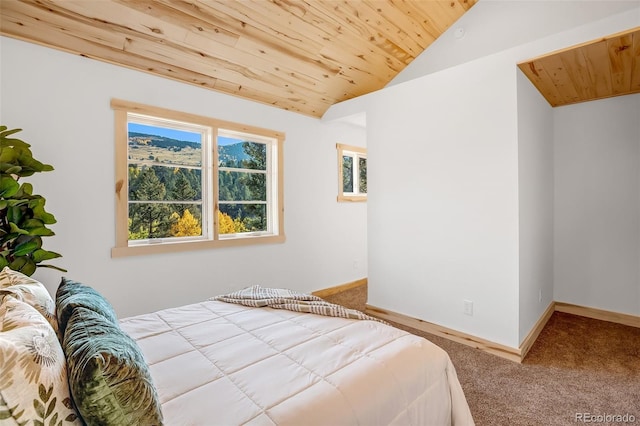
[63,306,163,425]
[0,266,58,334]
[55,277,118,338]
[0,297,82,425]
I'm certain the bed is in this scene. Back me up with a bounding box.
[0,270,474,426]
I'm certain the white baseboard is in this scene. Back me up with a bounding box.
[366,301,639,363]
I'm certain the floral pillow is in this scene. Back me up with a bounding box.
[0,267,58,334]
[0,297,82,425]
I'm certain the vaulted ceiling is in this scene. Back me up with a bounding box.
[0,0,477,118]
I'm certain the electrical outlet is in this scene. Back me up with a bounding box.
[463,300,473,316]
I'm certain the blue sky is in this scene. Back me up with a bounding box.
[128,123,238,146]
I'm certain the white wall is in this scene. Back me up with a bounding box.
[0,37,367,318]
[366,53,522,347]
[554,94,640,316]
[326,6,639,348]
[517,71,554,343]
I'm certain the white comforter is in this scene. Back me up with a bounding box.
[120,300,474,426]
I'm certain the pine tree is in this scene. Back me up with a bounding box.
[241,142,267,231]
[172,170,199,220]
[129,167,172,238]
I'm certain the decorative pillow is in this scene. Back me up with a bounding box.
[0,266,58,333]
[63,306,163,425]
[0,297,82,425]
[55,277,118,338]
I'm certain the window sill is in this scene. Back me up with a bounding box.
[337,195,367,202]
[111,234,286,258]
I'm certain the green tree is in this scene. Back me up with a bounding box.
[342,155,353,192]
[241,142,267,230]
[129,167,172,239]
[172,170,198,218]
[358,157,367,193]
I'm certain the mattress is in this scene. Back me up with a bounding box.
[120,300,474,425]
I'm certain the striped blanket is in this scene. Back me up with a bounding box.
[211,285,386,324]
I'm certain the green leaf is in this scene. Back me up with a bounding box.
[0,176,19,198]
[0,200,7,210]
[42,384,53,404]
[9,222,29,235]
[49,412,58,426]
[30,227,55,237]
[17,153,54,174]
[19,182,33,195]
[32,249,62,263]
[34,421,44,426]
[22,218,44,229]
[10,257,36,276]
[0,257,8,270]
[0,127,25,139]
[14,238,42,256]
[7,206,24,225]
[33,398,45,418]
[38,383,47,402]
[29,200,57,225]
[46,396,56,418]
[0,164,22,174]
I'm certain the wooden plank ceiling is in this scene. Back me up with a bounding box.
[0,0,476,117]
[518,27,640,107]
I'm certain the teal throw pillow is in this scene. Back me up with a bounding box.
[63,306,163,425]
[55,277,118,338]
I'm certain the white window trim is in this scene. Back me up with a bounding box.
[111,99,285,257]
[337,143,367,202]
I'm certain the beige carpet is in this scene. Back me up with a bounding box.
[322,285,640,426]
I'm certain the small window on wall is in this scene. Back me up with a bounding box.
[111,99,285,257]
[337,143,367,202]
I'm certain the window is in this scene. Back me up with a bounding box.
[337,143,367,202]
[111,99,284,257]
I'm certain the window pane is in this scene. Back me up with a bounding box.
[127,122,204,241]
[359,157,367,194]
[167,167,202,201]
[129,203,202,240]
[219,171,266,202]
[129,165,202,202]
[342,155,353,193]
[129,166,165,202]
[128,123,202,168]
[219,203,267,234]
[219,137,266,170]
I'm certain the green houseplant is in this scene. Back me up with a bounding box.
[0,125,65,276]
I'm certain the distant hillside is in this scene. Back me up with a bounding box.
[128,132,201,150]
[219,143,249,167]
[129,131,250,167]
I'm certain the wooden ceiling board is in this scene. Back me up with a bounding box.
[632,30,640,91]
[608,33,634,95]
[0,0,477,117]
[519,27,640,108]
